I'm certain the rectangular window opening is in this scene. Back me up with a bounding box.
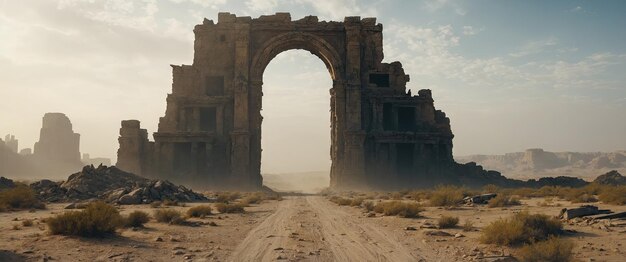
[397,107,416,131]
[369,73,390,87]
[199,107,217,132]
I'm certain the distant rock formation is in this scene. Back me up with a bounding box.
[34,113,81,165]
[593,170,626,186]
[456,149,626,180]
[0,113,86,179]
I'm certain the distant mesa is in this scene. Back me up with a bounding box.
[456,148,626,180]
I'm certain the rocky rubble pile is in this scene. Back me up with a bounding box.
[0,176,16,190]
[30,165,207,204]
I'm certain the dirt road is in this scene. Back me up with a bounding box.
[229,196,439,262]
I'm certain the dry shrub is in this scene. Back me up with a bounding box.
[241,192,264,205]
[482,184,500,194]
[263,192,283,201]
[47,202,122,237]
[488,194,521,208]
[150,201,162,208]
[374,201,422,218]
[558,187,597,203]
[21,219,34,227]
[329,196,352,206]
[215,203,245,213]
[462,220,474,232]
[215,192,241,203]
[186,205,212,218]
[12,224,20,230]
[406,190,427,201]
[437,215,459,229]
[390,192,404,200]
[429,185,465,207]
[350,197,364,207]
[598,185,626,205]
[363,201,375,212]
[0,186,46,211]
[480,211,563,246]
[124,211,150,227]
[162,199,179,206]
[518,237,574,262]
[153,209,185,224]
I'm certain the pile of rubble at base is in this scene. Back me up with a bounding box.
[30,165,207,204]
[0,176,16,190]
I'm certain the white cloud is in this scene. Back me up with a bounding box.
[246,0,279,13]
[384,22,626,105]
[462,25,482,36]
[296,0,378,20]
[168,0,226,8]
[569,6,584,13]
[423,0,466,16]
[509,37,558,57]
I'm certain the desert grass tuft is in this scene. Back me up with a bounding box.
[153,209,186,224]
[437,215,459,229]
[373,201,423,218]
[487,194,521,208]
[518,236,574,262]
[0,185,46,211]
[215,203,245,213]
[429,185,465,207]
[480,211,563,246]
[123,211,150,228]
[46,202,122,237]
[186,205,213,218]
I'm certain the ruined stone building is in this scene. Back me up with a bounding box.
[117,13,487,190]
[4,135,18,153]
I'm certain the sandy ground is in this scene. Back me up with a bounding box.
[1,196,625,261]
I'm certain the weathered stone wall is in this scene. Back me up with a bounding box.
[117,13,461,190]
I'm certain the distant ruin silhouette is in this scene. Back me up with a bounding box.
[117,13,503,190]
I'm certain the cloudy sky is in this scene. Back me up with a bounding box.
[1,0,625,173]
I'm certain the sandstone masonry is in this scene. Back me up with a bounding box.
[117,13,457,190]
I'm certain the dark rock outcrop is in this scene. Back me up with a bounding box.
[0,177,16,190]
[593,170,626,186]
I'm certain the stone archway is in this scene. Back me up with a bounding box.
[117,13,457,190]
[248,32,344,188]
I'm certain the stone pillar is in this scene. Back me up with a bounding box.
[117,120,147,175]
[230,22,255,187]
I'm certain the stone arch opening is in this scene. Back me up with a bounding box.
[249,33,343,189]
[250,32,343,83]
[259,49,333,190]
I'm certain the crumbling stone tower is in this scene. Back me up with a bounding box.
[117,13,455,189]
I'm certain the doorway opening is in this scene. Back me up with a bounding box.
[259,50,332,193]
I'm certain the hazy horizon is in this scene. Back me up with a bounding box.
[1,1,625,173]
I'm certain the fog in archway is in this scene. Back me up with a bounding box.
[260,50,332,192]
